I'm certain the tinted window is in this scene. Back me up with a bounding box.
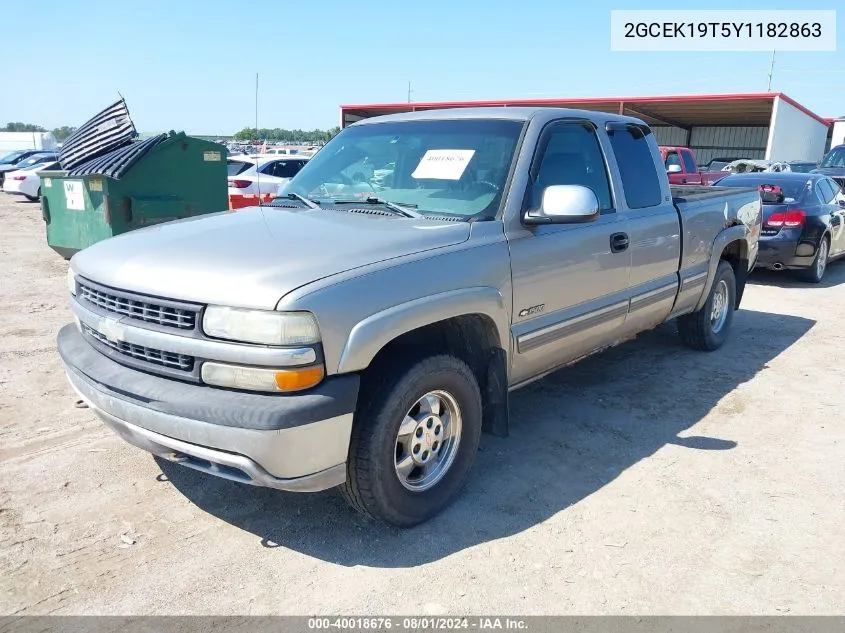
[273,160,305,178]
[820,179,838,203]
[227,160,251,176]
[716,175,807,201]
[533,122,613,212]
[608,127,662,209]
[681,150,698,173]
[664,151,681,170]
[828,179,842,199]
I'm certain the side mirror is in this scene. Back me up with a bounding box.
[524,184,599,225]
[838,199,845,208]
[667,164,682,174]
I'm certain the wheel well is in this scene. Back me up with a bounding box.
[361,314,509,437]
[720,239,748,309]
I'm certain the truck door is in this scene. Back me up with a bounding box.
[506,120,631,386]
[680,149,702,185]
[664,149,685,184]
[606,124,682,336]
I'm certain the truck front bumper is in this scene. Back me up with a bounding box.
[57,324,358,492]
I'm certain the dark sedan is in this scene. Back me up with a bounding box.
[713,172,845,283]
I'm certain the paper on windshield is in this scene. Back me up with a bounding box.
[412,150,475,180]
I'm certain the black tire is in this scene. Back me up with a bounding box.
[340,354,482,527]
[677,260,736,351]
[798,236,829,284]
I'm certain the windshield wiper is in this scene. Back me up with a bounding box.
[282,192,320,209]
[330,197,423,218]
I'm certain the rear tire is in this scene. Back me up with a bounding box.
[798,236,828,284]
[678,260,736,351]
[340,354,482,527]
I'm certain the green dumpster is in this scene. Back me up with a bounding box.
[40,131,227,259]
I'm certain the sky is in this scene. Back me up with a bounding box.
[1,0,842,135]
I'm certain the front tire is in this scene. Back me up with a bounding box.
[340,355,482,527]
[798,236,828,284]
[678,260,736,351]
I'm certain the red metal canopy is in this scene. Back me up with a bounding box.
[341,92,829,129]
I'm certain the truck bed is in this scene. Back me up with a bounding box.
[671,185,762,277]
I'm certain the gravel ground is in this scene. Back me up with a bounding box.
[1,193,843,615]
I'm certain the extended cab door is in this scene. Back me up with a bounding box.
[506,120,631,386]
[606,124,682,336]
[680,148,703,185]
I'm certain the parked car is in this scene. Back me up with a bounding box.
[660,146,725,184]
[227,156,309,198]
[58,108,761,526]
[702,156,746,172]
[784,161,818,174]
[1,160,59,201]
[265,148,300,156]
[0,150,57,187]
[812,144,845,189]
[713,172,845,282]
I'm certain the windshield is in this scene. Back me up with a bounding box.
[819,146,845,168]
[16,155,54,169]
[0,151,25,165]
[788,162,816,173]
[280,119,524,217]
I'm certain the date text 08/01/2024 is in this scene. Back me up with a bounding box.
[307,617,529,630]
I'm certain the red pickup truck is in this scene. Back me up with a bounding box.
[660,146,726,185]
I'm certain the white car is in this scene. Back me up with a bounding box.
[227,156,309,198]
[2,160,59,201]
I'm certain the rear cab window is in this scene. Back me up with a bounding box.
[607,124,662,209]
[681,149,698,173]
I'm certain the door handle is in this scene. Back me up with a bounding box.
[610,232,629,253]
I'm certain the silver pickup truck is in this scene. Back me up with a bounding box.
[58,108,761,526]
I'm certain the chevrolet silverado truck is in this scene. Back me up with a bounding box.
[661,146,726,185]
[58,108,762,527]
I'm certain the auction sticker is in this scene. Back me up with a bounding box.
[63,180,85,210]
[412,149,475,180]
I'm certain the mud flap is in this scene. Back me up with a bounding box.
[482,347,509,437]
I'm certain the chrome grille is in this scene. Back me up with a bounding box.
[83,324,194,371]
[78,281,198,330]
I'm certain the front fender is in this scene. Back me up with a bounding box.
[337,287,509,374]
[694,224,749,311]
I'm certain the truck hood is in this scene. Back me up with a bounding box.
[71,206,470,309]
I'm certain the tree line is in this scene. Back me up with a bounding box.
[232,126,341,143]
[3,122,77,141]
[4,121,342,144]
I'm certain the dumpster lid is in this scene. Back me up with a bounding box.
[58,98,137,170]
[67,133,168,179]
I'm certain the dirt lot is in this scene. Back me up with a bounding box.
[1,194,843,615]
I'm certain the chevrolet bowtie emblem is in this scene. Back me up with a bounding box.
[98,317,125,343]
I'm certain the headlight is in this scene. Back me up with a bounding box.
[67,267,77,295]
[202,307,320,346]
[201,362,324,393]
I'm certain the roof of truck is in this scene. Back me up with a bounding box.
[352,106,646,126]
